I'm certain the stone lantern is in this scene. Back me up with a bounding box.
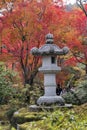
[31,33,69,106]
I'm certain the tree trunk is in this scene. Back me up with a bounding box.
[85,64,87,74]
[24,68,38,86]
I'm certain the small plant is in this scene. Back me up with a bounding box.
[0,62,18,104]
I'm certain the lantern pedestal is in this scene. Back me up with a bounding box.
[37,65,65,105]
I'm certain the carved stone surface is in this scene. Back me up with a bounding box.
[37,96,65,106]
[31,44,69,56]
[39,66,61,73]
[30,33,69,56]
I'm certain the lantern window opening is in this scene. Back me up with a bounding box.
[51,56,56,64]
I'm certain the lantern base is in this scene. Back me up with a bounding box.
[37,96,65,106]
[29,104,73,112]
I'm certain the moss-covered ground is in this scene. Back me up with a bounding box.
[0,105,16,130]
[0,104,87,130]
[13,104,87,130]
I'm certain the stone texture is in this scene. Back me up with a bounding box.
[29,104,72,112]
[37,96,65,106]
[31,44,69,56]
[30,33,69,56]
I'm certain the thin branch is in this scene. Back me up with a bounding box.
[25,41,29,67]
[76,0,87,16]
[38,5,46,21]
[13,21,22,34]
[20,43,25,73]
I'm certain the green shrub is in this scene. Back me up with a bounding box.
[0,62,18,104]
[62,79,87,105]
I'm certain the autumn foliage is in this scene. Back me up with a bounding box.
[0,0,87,85]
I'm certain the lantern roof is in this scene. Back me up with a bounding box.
[31,33,69,56]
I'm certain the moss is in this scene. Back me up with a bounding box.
[0,125,10,130]
[18,105,87,130]
[12,108,46,129]
[0,105,10,121]
[19,120,47,130]
[19,122,29,130]
[11,104,87,130]
[74,103,87,117]
[14,111,45,121]
[11,128,16,130]
[18,108,27,113]
[0,126,16,130]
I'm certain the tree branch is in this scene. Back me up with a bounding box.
[76,0,87,16]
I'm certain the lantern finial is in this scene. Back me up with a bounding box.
[46,33,54,44]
